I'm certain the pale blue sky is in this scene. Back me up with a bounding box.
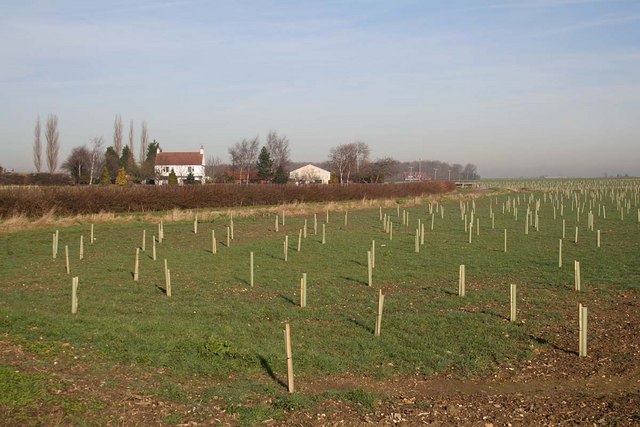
[1,0,639,177]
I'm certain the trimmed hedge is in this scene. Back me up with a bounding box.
[0,181,455,218]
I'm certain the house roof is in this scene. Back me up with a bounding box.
[290,164,330,174]
[155,152,203,166]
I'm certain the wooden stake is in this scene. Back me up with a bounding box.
[322,224,326,244]
[285,323,294,393]
[389,222,393,241]
[284,235,288,261]
[504,229,508,253]
[71,276,78,314]
[458,265,466,297]
[301,273,307,307]
[90,224,94,244]
[250,251,254,287]
[559,239,563,268]
[574,260,581,291]
[52,233,57,259]
[79,235,84,260]
[55,230,59,257]
[375,289,385,337]
[415,230,420,253]
[313,213,318,234]
[212,230,217,254]
[142,230,146,251]
[230,216,234,240]
[65,245,70,274]
[282,210,285,226]
[579,305,588,357]
[510,284,517,322]
[158,223,162,243]
[226,226,230,247]
[152,236,157,260]
[562,219,566,239]
[367,250,373,286]
[166,269,172,297]
[303,219,307,238]
[420,223,425,245]
[275,215,279,232]
[476,217,480,236]
[371,240,376,269]
[164,259,168,282]
[597,230,601,248]
[193,215,198,234]
[297,229,302,252]
[344,210,348,226]
[134,248,139,281]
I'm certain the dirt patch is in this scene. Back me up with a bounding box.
[285,289,640,425]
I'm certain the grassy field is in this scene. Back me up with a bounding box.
[1,185,639,424]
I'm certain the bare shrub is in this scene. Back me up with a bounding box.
[0,181,454,218]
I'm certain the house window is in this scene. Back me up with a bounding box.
[188,167,193,173]
[163,167,169,173]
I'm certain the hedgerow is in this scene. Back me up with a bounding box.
[0,181,455,218]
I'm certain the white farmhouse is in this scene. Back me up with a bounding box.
[289,164,331,184]
[154,146,206,185]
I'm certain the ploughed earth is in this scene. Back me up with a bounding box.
[2,290,639,426]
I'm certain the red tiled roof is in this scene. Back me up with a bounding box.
[155,152,203,166]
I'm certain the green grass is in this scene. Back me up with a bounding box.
[324,388,377,411]
[0,366,48,408]
[1,188,639,423]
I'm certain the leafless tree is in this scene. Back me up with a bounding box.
[266,131,290,172]
[450,163,463,181]
[369,157,399,183]
[329,142,360,184]
[463,163,479,180]
[128,120,135,164]
[62,145,91,183]
[33,115,42,173]
[45,114,60,173]
[113,114,123,156]
[139,120,148,163]
[354,141,370,173]
[228,137,260,184]
[205,155,227,183]
[88,136,104,185]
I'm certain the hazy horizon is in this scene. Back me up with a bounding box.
[1,0,639,179]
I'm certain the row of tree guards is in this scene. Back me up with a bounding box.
[53,187,637,384]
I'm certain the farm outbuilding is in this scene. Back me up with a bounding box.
[154,146,206,185]
[289,164,331,184]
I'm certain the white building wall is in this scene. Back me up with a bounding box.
[289,165,331,184]
[155,164,206,185]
